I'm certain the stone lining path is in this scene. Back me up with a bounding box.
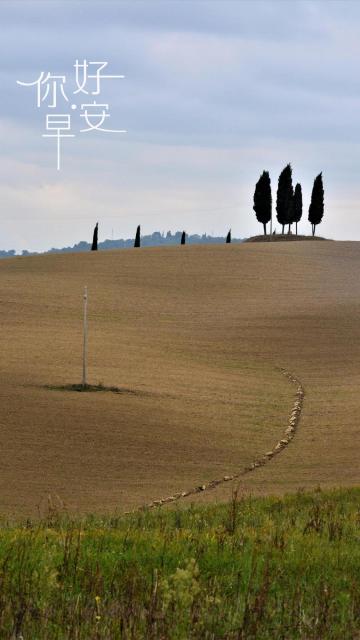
[126,368,304,513]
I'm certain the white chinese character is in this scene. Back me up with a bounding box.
[17,72,69,108]
[74,60,125,95]
[42,114,75,170]
[80,101,126,133]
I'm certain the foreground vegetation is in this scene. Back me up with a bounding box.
[0,488,359,639]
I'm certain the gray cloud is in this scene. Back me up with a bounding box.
[0,0,360,251]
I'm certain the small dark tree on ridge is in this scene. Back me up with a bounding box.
[293,183,302,235]
[276,164,294,234]
[253,170,272,235]
[181,231,186,245]
[226,230,231,244]
[308,173,324,236]
[91,222,98,251]
[134,225,141,248]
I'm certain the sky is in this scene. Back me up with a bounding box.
[1,0,360,252]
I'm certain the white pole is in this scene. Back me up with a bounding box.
[82,286,88,387]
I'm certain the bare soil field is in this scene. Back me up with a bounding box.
[0,241,359,515]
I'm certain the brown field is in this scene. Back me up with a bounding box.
[0,241,359,516]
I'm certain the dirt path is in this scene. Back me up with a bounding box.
[127,368,304,513]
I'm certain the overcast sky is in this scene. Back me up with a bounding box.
[1,0,360,251]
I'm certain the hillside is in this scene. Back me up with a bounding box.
[0,241,359,515]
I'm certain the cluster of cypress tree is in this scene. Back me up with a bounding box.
[90,167,324,253]
[90,167,324,252]
[253,165,324,236]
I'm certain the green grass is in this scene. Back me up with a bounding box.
[1,488,359,639]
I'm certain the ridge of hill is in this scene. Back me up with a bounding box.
[245,234,329,242]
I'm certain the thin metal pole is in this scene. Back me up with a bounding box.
[82,286,88,387]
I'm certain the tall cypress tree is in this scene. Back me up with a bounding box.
[253,170,272,235]
[308,173,324,236]
[226,230,231,244]
[181,231,186,245]
[276,164,294,234]
[91,222,98,251]
[293,183,302,235]
[134,225,141,248]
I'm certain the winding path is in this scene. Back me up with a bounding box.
[126,368,305,513]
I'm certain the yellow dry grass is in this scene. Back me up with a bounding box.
[0,241,359,515]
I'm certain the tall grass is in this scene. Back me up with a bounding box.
[0,488,359,639]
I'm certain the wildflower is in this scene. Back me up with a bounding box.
[95,595,101,622]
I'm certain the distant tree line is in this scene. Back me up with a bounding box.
[88,228,237,252]
[253,165,324,236]
[7,231,241,258]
